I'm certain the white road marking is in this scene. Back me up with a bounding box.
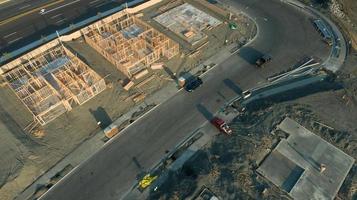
[89,0,100,5]
[8,37,23,44]
[94,2,106,8]
[4,32,17,38]
[40,0,80,15]
[19,4,31,10]
[55,18,66,24]
[50,14,62,19]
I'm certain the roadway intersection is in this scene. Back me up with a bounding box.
[38,0,333,199]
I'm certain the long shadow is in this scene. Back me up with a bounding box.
[223,79,242,95]
[238,46,264,65]
[133,157,143,171]
[281,166,304,192]
[133,156,147,182]
[89,107,112,129]
[196,104,214,121]
[244,76,342,111]
[163,66,177,81]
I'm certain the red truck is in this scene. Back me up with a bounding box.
[211,117,232,135]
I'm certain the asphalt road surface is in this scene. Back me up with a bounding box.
[0,0,130,54]
[40,0,330,199]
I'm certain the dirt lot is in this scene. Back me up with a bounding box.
[150,92,357,200]
[0,1,255,199]
[0,39,169,199]
[149,50,357,200]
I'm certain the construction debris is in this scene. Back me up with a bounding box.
[123,81,135,91]
[150,63,164,70]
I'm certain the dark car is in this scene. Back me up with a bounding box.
[256,55,272,67]
[184,77,203,92]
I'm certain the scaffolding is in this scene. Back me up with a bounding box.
[81,10,179,78]
[2,41,106,125]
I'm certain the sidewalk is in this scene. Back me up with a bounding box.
[124,109,239,200]
[16,39,251,200]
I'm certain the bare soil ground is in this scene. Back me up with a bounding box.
[301,0,357,50]
[150,94,357,200]
[0,1,254,199]
[0,39,170,199]
[141,0,255,74]
[152,0,357,199]
[150,48,357,200]
[337,0,357,49]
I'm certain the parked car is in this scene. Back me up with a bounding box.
[242,90,252,99]
[184,76,203,92]
[256,55,272,67]
[211,117,232,135]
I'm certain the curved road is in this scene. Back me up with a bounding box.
[40,0,331,199]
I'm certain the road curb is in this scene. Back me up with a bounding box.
[33,2,260,200]
[282,0,347,72]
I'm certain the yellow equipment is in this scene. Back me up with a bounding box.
[139,174,158,189]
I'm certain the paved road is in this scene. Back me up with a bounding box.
[40,0,330,199]
[0,0,129,54]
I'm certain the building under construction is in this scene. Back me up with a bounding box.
[154,3,222,45]
[2,41,106,125]
[81,10,179,78]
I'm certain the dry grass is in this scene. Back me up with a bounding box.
[337,0,357,49]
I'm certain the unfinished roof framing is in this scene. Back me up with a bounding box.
[2,41,106,125]
[82,10,179,78]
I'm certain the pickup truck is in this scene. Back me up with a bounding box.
[211,117,232,135]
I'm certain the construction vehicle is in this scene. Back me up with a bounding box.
[139,174,158,190]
